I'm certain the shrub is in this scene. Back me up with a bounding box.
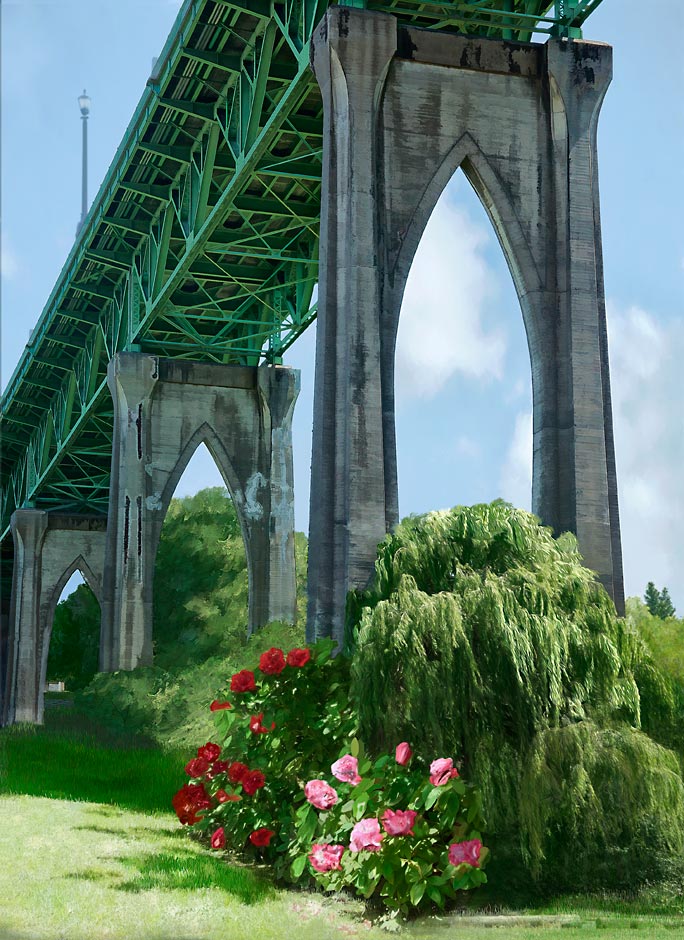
[173,638,357,873]
[290,740,488,914]
[520,722,684,889]
[172,641,488,914]
[75,621,307,749]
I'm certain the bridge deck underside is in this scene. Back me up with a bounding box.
[0,0,603,552]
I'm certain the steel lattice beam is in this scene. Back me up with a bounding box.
[0,0,604,539]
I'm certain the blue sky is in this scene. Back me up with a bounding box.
[2,0,682,610]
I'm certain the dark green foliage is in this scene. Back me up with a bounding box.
[152,486,308,666]
[349,501,684,891]
[644,582,677,619]
[152,487,249,667]
[520,723,684,889]
[76,621,306,749]
[47,583,101,690]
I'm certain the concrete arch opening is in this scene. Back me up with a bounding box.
[151,440,250,668]
[45,564,102,698]
[3,512,106,725]
[395,168,532,517]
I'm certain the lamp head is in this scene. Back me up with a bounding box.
[78,90,91,116]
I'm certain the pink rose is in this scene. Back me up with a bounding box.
[331,754,361,786]
[309,843,345,872]
[304,779,339,810]
[349,818,384,852]
[429,757,459,786]
[381,808,417,837]
[395,742,412,766]
[448,838,482,868]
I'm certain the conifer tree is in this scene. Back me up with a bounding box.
[644,582,677,619]
[658,586,677,619]
[645,581,661,616]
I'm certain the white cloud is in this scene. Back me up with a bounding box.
[499,411,532,512]
[496,304,683,610]
[608,302,684,609]
[395,193,507,401]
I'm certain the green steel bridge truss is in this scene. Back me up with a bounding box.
[1,0,604,545]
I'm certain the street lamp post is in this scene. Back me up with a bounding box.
[76,90,91,237]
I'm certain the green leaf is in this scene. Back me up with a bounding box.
[363,876,381,899]
[424,787,442,811]
[290,855,307,880]
[409,881,426,906]
[350,737,360,757]
[427,886,444,907]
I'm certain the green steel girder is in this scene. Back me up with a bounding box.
[0,0,605,539]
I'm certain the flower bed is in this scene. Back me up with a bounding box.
[172,639,488,914]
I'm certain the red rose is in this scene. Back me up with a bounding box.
[210,700,232,711]
[197,742,221,762]
[242,770,266,795]
[172,783,210,824]
[258,648,286,675]
[249,712,276,735]
[249,828,275,847]
[184,756,210,778]
[205,759,230,780]
[230,670,256,693]
[286,648,311,668]
[228,762,249,784]
[211,827,226,850]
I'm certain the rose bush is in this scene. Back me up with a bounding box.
[172,637,488,915]
[172,637,357,870]
[288,738,488,914]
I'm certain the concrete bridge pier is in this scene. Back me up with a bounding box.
[101,353,299,673]
[307,7,624,648]
[2,510,106,726]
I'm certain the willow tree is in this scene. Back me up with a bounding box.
[349,501,684,890]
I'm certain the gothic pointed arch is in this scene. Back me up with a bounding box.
[389,133,543,342]
[158,422,246,525]
[154,422,255,591]
[46,555,102,624]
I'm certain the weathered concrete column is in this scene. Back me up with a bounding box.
[258,364,299,626]
[100,354,158,671]
[308,8,398,644]
[102,353,299,672]
[3,511,106,726]
[543,39,624,612]
[3,510,47,724]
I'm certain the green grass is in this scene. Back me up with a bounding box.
[0,792,682,940]
[0,695,187,815]
[1,704,682,939]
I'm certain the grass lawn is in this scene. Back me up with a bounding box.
[0,701,682,939]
